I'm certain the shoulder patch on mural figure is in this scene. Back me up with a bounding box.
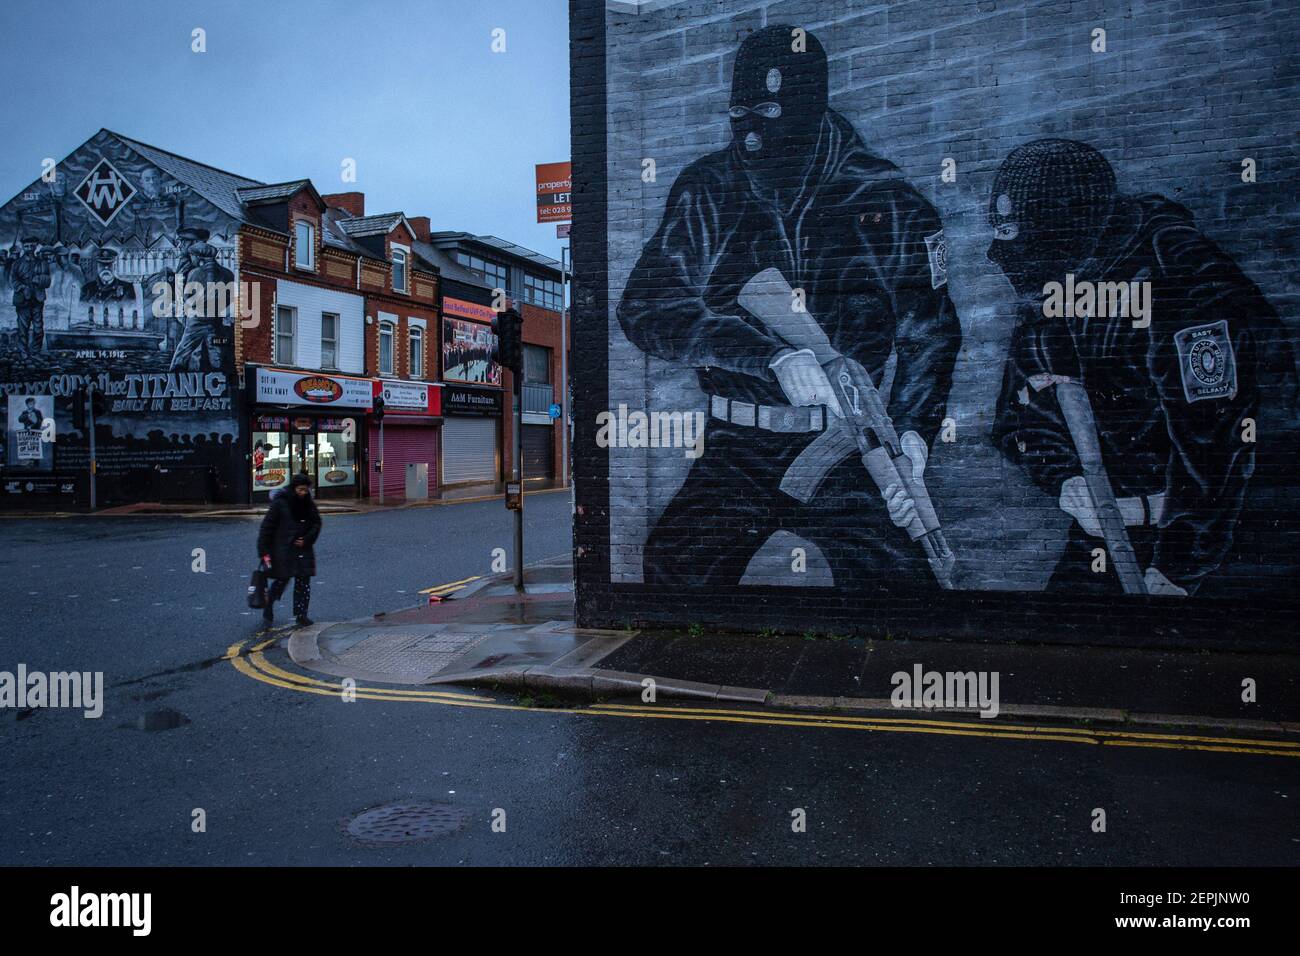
[1174,319,1236,403]
[924,229,947,289]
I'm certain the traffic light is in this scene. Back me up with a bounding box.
[72,386,87,431]
[492,307,523,373]
[373,395,385,420]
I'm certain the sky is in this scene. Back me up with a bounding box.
[0,0,571,260]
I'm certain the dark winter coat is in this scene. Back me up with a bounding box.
[257,488,321,580]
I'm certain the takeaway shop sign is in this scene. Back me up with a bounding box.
[254,368,373,410]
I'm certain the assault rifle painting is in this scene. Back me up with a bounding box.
[604,15,1296,599]
[615,25,960,588]
[988,139,1296,598]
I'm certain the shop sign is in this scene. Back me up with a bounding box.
[254,367,373,409]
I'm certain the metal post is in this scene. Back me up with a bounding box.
[513,369,524,592]
[378,417,385,505]
[86,384,97,511]
[560,244,569,489]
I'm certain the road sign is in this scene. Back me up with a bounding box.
[548,402,562,420]
[556,222,571,238]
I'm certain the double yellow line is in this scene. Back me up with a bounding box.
[225,639,1300,759]
[418,575,481,598]
[583,703,1300,758]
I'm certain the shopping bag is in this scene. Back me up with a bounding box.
[247,563,269,608]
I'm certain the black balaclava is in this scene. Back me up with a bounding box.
[986,139,1117,297]
[730,24,829,196]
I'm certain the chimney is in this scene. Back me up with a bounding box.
[322,191,365,218]
[408,216,431,243]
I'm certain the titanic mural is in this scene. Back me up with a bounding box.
[604,15,1298,599]
[0,130,242,505]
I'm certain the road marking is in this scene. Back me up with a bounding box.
[593,703,1300,749]
[226,641,1300,759]
[419,575,481,595]
[227,639,495,703]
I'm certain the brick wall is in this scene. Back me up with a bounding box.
[570,0,1300,648]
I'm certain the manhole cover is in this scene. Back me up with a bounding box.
[345,802,468,844]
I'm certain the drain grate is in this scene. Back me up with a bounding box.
[345,802,469,844]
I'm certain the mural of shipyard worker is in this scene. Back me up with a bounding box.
[169,241,233,372]
[11,237,52,354]
[989,139,1287,597]
[617,25,961,587]
[146,225,208,348]
[46,247,85,329]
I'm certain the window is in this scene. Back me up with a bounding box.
[294,221,314,270]
[523,343,551,384]
[321,313,339,369]
[379,320,394,376]
[275,306,296,365]
[456,251,508,295]
[392,247,408,293]
[409,326,423,378]
[524,273,563,311]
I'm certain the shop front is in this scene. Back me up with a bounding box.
[248,366,372,501]
[368,379,442,500]
[441,384,503,486]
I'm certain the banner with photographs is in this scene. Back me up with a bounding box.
[442,317,501,386]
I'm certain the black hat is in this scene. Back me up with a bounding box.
[989,139,1117,237]
[94,248,118,265]
[20,236,40,244]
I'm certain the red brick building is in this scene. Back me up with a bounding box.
[418,233,569,490]
[238,183,441,502]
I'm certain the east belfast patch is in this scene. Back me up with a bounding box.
[1174,319,1236,403]
[924,229,947,289]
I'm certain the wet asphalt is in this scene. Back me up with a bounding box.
[1,495,1297,866]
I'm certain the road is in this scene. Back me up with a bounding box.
[1,492,1296,865]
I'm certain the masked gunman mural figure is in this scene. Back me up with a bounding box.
[617,25,961,588]
[989,139,1293,597]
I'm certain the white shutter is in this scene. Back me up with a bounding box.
[441,417,497,484]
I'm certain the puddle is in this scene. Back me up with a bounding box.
[135,708,190,732]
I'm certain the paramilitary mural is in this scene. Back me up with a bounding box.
[617,26,961,590]
[601,6,1298,601]
[0,131,241,505]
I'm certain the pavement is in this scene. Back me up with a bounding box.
[287,555,1300,739]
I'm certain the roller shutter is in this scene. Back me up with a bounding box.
[441,417,498,484]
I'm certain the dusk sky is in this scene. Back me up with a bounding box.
[0,0,571,259]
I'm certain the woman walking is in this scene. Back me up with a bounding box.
[257,473,321,626]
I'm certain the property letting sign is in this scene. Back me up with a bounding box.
[535,161,571,223]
